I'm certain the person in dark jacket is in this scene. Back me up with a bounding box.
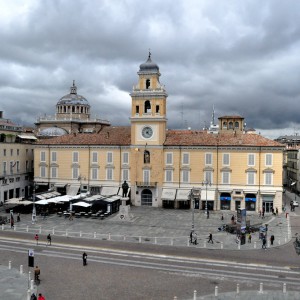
[83,252,87,266]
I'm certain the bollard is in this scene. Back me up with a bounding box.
[155,237,157,244]
[80,231,82,237]
[283,283,286,293]
[204,241,207,248]
[238,242,241,250]
[20,265,23,274]
[286,212,289,218]
[27,289,31,300]
[94,232,96,239]
[278,238,281,245]
[28,271,31,281]
[108,233,111,240]
[215,286,218,296]
[30,279,34,290]
[187,238,190,246]
[139,236,142,243]
[254,241,257,249]
[14,225,16,231]
[259,282,263,293]
[221,242,223,249]
[52,228,55,235]
[27,226,29,232]
[2,224,4,230]
[8,261,11,269]
[193,290,197,300]
[171,238,174,246]
[236,283,239,294]
[39,226,42,234]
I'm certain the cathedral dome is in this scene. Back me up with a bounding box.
[139,53,159,73]
[57,81,90,106]
[39,127,68,137]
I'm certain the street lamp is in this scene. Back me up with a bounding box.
[189,188,200,234]
[32,182,37,224]
[202,180,211,215]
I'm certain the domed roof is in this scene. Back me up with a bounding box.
[139,52,159,73]
[39,127,68,137]
[57,81,90,106]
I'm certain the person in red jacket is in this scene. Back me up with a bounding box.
[38,293,46,300]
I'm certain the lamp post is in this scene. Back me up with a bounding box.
[202,180,211,215]
[32,182,36,224]
[189,189,195,233]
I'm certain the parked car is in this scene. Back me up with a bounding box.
[292,200,299,207]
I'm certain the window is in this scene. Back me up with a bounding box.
[91,168,98,180]
[235,122,239,129]
[248,154,255,166]
[10,161,14,174]
[92,152,98,163]
[247,172,255,185]
[41,151,46,162]
[156,105,160,113]
[3,162,7,174]
[166,153,173,165]
[107,152,113,164]
[3,149,6,156]
[25,161,28,171]
[229,122,233,129]
[51,167,57,178]
[136,106,139,114]
[106,168,113,180]
[51,151,57,162]
[265,154,272,166]
[223,154,230,166]
[182,170,189,183]
[16,161,20,172]
[144,150,150,164]
[182,153,189,165]
[40,166,46,178]
[146,79,150,89]
[222,172,230,184]
[204,171,213,183]
[205,153,212,165]
[122,169,129,181]
[10,149,13,156]
[264,173,273,185]
[144,100,151,113]
[73,152,79,163]
[123,152,129,164]
[165,170,173,182]
[143,170,150,183]
[72,167,79,179]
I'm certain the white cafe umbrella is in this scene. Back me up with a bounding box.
[35,199,49,205]
[72,202,91,208]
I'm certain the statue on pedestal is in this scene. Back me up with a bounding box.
[122,180,129,197]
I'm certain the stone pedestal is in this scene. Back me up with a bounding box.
[118,197,134,221]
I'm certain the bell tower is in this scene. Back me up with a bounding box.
[130,52,168,146]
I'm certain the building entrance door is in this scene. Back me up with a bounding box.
[141,189,152,206]
[263,201,273,213]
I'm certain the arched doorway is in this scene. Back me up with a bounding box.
[141,189,152,206]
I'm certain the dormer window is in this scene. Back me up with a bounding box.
[144,100,151,113]
[146,79,150,89]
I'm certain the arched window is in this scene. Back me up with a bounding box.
[146,79,150,89]
[223,121,227,129]
[144,150,150,164]
[235,122,239,129]
[144,100,151,113]
[229,122,233,129]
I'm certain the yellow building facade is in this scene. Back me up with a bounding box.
[34,54,284,213]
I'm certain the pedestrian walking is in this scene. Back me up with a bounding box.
[207,210,209,219]
[262,236,267,249]
[190,231,193,244]
[231,215,235,224]
[262,210,265,219]
[83,252,87,266]
[221,214,224,221]
[248,233,252,243]
[276,207,278,216]
[270,235,275,245]
[17,213,21,222]
[208,233,213,244]
[46,234,51,246]
[38,293,46,300]
[30,293,37,300]
[35,234,39,245]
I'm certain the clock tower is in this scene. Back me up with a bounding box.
[130,52,168,146]
[130,53,168,207]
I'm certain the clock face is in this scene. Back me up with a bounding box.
[142,126,153,138]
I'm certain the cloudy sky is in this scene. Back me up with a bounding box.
[1,0,300,139]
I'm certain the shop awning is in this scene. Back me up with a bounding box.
[201,190,215,201]
[245,197,256,202]
[17,135,37,140]
[101,186,119,196]
[161,189,176,201]
[220,196,231,201]
[35,199,49,205]
[176,189,191,201]
[54,183,67,188]
[67,185,80,196]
